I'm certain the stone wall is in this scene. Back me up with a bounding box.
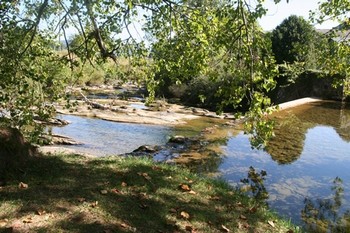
[270,71,344,104]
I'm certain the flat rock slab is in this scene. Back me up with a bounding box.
[56,101,201,125]
[277,97,323,110]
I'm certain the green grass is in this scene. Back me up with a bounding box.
[0,153,300,232]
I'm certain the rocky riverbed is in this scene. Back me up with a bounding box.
[39,86,239,156]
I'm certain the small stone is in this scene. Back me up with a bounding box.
[133,145,157,153]
[18,182,28,189]
[100,190,108,195]
[169,135,186,144]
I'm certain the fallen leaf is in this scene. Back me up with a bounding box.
[121,182,127,187]
[138,172,152,180]
[239,215,247,220]
[184,178,194,184]
[152,166,162,171]
[100,190,108,195]
[23,217,32,223]
[111,188,120,194]
[120,222,130,228]
[210,196,220,201]
[235,202,244,207]
[249,206,257,213]
[139,203,148,209]
[138,192,148,199]
[180,211,190,219]
[179,184,191,192]
[221,224,230,232]
[268,220,275,228]
[169,208,177,213]
[90,201,98,208]
[36,210,46,216]
[77,197,86,202]
[185,225,198,232]
[0,219,8,227]
[18,182,28,189]
[237,222,250,229]
[188,190,197,195]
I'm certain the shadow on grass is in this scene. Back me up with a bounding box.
[0,153,291,232]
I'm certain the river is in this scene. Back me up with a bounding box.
[51,100,350,231]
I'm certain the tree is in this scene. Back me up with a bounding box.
[0,15,67,141]
[148,0,277,146]
[0,0,315,147]
[271,15,318,65]
[310,0,350,96]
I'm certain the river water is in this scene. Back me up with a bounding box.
[218,101,350,230]
[52,115,172,155]
[51,101,350,230]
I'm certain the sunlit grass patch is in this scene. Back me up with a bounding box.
[0,153,300,232]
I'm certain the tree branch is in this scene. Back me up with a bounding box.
[20,0,49,56]
[84,0,116,61]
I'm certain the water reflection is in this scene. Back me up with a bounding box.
[171,118,238,175]
[302,177,350,232]
[266,114,308,164]
[215,101,350,227]
[240,172,350,232]
[240,166,269,201]
[266,101,350,164]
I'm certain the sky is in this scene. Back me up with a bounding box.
[258,0,339,31]
[59,0,340,40]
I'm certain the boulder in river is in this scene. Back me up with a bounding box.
[133,145,159,153]
[41,134,82,145]
[168,135,187,144]
[48,118,70,126]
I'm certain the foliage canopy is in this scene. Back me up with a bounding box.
[271,15,318,65]
[0,0,348,146]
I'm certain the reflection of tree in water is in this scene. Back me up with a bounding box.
[336,102,350,142]
[266,101,350,164]
[298,101,350,142]
[266,114,309,164]
[302,177,350,232]
[173,137,226,175]
[240,166,269,202]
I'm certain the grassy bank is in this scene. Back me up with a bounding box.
[0,153,299,232]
